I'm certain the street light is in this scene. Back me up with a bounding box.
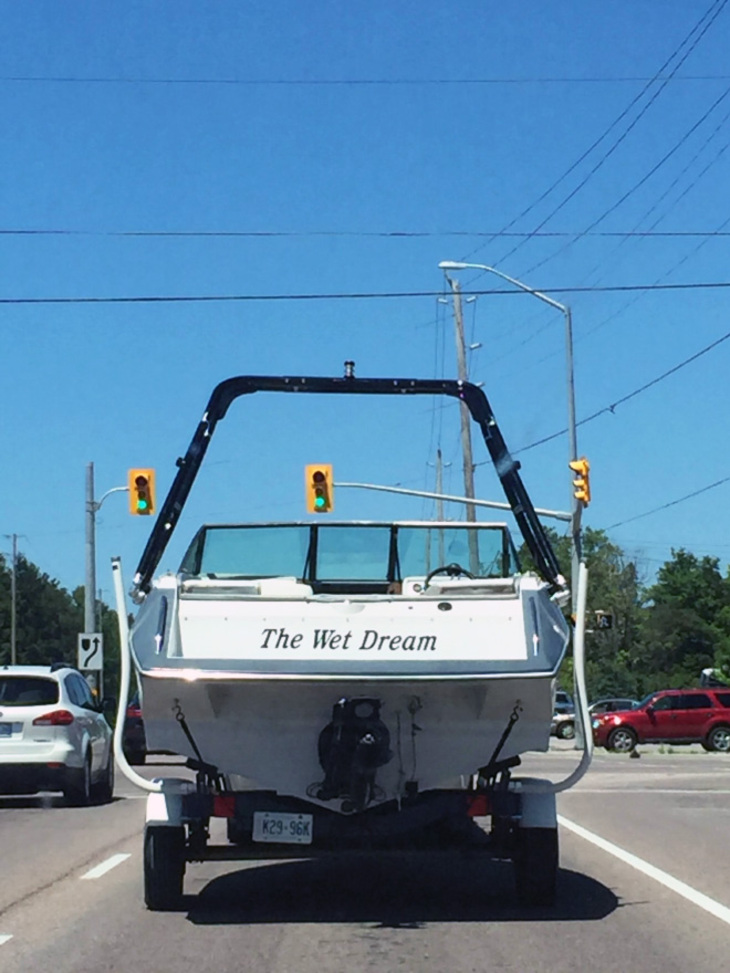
[438,260,583,601]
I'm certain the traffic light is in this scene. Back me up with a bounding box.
[569,457,591,506]
[595,610,613,630]
[128,468,155,515]
[305,464,334,513]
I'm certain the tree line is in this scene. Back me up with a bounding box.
[2,530,730,700]
[0,553,122,695]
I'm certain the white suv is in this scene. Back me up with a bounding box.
[0,665,114,805]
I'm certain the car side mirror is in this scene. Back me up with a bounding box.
[646,705,654,716]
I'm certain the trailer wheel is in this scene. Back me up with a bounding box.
[144,825,186,910]
[513,827,559,907]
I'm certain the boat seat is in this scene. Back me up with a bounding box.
[180,576,313,598]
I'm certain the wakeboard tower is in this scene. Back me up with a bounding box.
[112,364,592,911]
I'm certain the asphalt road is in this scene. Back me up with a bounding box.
[1,746,729,972]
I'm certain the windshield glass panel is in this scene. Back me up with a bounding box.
[397,525,516,577]
[197,525,311,577]
[181,524,515,581]
[316,526,391,580]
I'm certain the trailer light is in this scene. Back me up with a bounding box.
[213,795,236,818]
[467,794,491,817]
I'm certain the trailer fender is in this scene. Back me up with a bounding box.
[513,783,557,829]
[145,778,197,826]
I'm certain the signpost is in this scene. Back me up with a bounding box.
[78,632,104,671]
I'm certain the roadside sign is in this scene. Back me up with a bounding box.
[78,632,104,670]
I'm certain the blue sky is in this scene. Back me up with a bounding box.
[2,0,730,605]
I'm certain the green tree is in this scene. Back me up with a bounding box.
[0,555,83,666]
[0,556,122,701]
[639,549,730,688]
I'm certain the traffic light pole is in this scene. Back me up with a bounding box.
[85,463,129,693]
[334,481,571,522]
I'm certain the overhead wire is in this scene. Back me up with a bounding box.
[3,227,730,239]
[2,280,730,305]
[463,0,729,266]
[473,325,730,462]
[524,79,730,276]
[606,476,730,530]
[3,74,730,87]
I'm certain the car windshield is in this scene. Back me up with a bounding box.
[636,692,661,709]
[0,676,59,707]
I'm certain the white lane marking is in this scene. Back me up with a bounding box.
[0,935,13,946]
[559,815,730,926]
[567,788,730,795]
[80,853,131,880]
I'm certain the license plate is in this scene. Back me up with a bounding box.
[252,812,313,845]
[0,723,12,737]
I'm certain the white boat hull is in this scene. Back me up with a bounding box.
[139,669,555,806]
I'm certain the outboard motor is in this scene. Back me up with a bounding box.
[317,697,392,812]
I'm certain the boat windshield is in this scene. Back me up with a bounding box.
[180,523,519,583]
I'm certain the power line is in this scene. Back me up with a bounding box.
[3,74,730,86]
[3,227,730,239]
[475,325,730,461]
[525,79,730,276]
[1,280,730,305]
[606,476,730,529]
[465,0,729,266]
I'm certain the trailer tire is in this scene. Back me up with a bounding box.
[513,826,559,907]
[144,825,186,911]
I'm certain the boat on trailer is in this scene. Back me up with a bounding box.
[113,368,592,911]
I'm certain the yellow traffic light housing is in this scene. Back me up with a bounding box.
[128,468,156,515]
[305,464,334,513]
[569,457,591,506]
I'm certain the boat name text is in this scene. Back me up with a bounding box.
[259,627,437,652]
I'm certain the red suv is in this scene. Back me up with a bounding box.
[592,689,730,753]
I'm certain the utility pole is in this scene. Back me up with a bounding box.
[443,273,479,574]
[2,534,18,664]
[10,534,17,665]
[433,448,449,565]
[85,463,97,638]
[85,462,98,695]
[83,467,130,694]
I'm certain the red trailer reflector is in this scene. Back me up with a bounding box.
[466,794,491,817]
[213,795,236,818]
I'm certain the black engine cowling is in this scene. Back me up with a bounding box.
[316,697,392,811]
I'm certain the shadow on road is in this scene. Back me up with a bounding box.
[0,794,66,809]
[183,853,617,926]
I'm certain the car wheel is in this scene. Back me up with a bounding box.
[556,721,575,740]
[513,827,559,907]
[607,726,637,753]
[93,750,115,804]
[144,826,186,910]
[706,724,730,753]
[64,752,92,806]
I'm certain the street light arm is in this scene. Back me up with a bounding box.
[438,261,567,314]
[91,485,129,513]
